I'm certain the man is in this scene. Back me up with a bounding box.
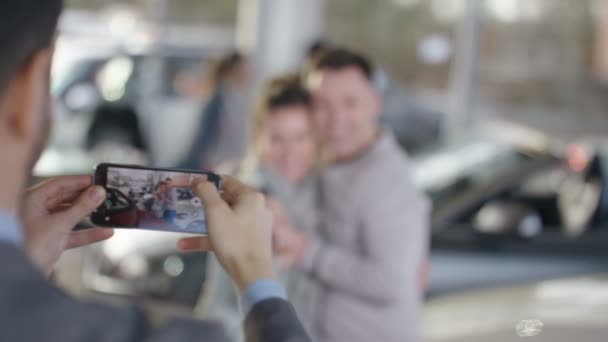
[0,1,309,342]
[163,177,178,224]
[275,48,430,342]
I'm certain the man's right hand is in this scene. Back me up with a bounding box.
[177,176,276,293]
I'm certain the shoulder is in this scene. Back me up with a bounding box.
[362,134,414,186]
[360,134,429,208]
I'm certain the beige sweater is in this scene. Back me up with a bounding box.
[299,132,430,342]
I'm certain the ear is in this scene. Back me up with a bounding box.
[2,48,53,143]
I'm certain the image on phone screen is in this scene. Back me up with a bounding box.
[93,164,220,234]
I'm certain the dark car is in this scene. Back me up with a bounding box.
[425,139,608,250]
[420,137,608,296]
[99,188,139,227]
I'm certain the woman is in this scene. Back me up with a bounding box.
[196,74,320,341]
[180,51,252,170]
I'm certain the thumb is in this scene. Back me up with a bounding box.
[54,186,106,230]
[193,181,226,211]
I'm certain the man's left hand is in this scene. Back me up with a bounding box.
[22,176,114,275]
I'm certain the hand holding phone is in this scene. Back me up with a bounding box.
[91,163,221,234]
[178,176,276,292]
[93,164,277,292]
[23,176,114,275]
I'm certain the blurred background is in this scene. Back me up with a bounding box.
[38,0,608,341]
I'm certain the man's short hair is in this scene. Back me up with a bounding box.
[0,0,62,92]
[305,47,374,82]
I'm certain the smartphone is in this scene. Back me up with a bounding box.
[92,163,221,235]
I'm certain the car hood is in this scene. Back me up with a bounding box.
[424,274,608,342]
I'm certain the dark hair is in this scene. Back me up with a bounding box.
[263,74,312,112]
[306,47,374,81]
[306,39,334,61]
[155,182,167,191]
[0,0,63,92]
[212,50,245,84]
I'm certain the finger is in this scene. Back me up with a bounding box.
[177,236,212,251]
[273,234,291,253]
[219,176,265,212]
[273,228,295,249]
[193,181,227,211]
[66,228,115,249]
[53,186,107,231]
[190,174,208,185]
[46,188,87,210]
[28,176,92,203]
[219,176,258,206]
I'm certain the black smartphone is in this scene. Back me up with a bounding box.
[92,163,221,235]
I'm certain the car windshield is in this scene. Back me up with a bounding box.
[413,141,532,205]
[52,57,104,97]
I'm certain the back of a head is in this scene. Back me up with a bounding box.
[0,0,62,93]
[303,47,375,86]
[212,50,245,85]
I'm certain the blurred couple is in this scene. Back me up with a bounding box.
[151,178,178,224]
[198,48,430,342]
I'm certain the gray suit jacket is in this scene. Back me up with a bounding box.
[0,243,310,342]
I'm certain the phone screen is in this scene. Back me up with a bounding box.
[92,163,221,235]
